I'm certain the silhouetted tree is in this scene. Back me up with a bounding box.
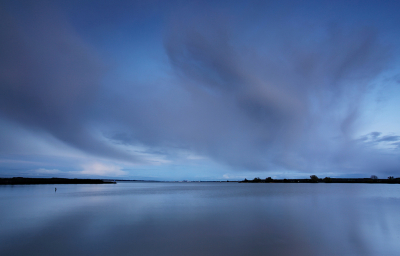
[323,177,332,183]
[252,177,261,182]
[370,175,378,183]
[310,175,319,183]
[265,177,273,182]
[388,176,394,180]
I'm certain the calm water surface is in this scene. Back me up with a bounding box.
[1,182,400,256]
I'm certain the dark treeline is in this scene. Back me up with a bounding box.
[0,177,116,185]
[240,175,400,184]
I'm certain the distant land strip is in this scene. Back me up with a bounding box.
[0,177,116,185]
[240,176,400,184]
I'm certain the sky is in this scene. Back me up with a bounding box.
[0,0,399,180]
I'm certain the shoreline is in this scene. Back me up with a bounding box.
[0,177,116,185]
[240,177,400,184]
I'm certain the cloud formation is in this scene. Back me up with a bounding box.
[33,168,62,175]
[110,4,398,174]
[0,0,399,178]
[0,3,145,163]
[80,163,127,177]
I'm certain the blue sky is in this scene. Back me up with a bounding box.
[0,0,399,180]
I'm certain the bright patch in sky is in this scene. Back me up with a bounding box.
[80,163,127,177]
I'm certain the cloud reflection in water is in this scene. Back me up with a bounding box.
[0,183,399,256]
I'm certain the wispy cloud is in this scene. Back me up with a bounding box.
[79,163,127,177]
[33,168,63,175]
[359,132,400,146]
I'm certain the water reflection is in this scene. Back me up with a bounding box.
[1,183,399,256]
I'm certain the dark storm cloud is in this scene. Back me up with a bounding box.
[153,6,394,172]
[98,2,396,173]
[0,3,141,162]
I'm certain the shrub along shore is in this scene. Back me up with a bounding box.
[240,175,400,184]
[0,177,116,185]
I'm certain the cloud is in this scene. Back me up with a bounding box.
[34,168,63,175]
[376,135,400,142]
[222,174,229,179]
[138,5,393,172]
[0,0,399,178]
[79,163,127,177]
[359,132,400,145]
[79,2,398,174]
[0,3,142,163]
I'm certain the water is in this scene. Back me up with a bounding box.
[1,182,400,256]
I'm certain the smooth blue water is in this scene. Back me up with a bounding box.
[1,182,400,256]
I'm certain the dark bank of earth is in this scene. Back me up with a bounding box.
[240,176,400,184]
[0,177,116,185]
